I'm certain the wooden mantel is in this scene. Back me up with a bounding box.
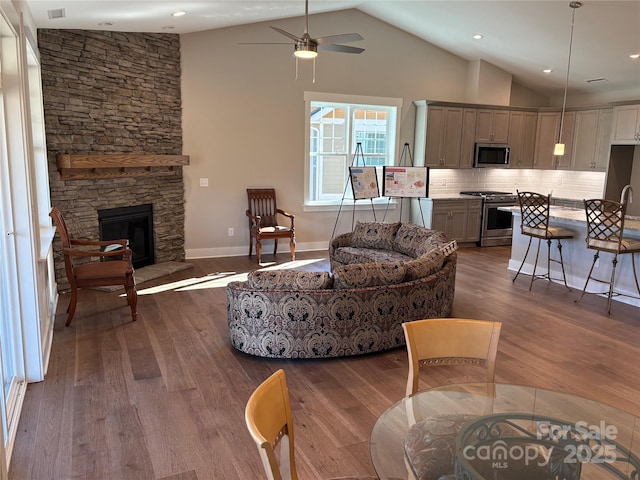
[56,154,190,180]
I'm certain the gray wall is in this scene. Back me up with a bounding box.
[181,9,496,258]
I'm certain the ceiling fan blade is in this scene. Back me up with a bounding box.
[318,44,365,54]
[270,26,301,42]
[238,42,293,45]
[315,33,363,45]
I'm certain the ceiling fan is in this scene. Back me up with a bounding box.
[241,0,364,80]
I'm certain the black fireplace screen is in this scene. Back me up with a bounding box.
[98,204,154,269]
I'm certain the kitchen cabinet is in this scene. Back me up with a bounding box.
[475,109,510,143]
[611,104,640,144]
[414,101,476,169]
[460,108,478,168]
[465,199,482,242]
[533,111,575,170]
[424,106,463,167]
[508,111,537,168]
[571,108,612,171]
[422,198,481,243]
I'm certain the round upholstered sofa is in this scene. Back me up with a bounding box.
[226,222,457,359]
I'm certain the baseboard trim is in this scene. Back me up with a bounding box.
[186,241,329,260]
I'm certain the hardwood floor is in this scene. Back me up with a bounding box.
[9,247,640,479]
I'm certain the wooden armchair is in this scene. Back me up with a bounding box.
[49,207,137,326]
[246,188,295,264]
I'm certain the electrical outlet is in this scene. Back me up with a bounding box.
[228,228,234,237]
[199,178,209,187]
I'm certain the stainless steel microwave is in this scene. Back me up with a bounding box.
[474,143,510,167]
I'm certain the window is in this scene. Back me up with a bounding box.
[304,92,402,206]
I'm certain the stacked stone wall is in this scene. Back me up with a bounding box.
[38,29,185,290]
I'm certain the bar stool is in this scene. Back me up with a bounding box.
[575,198,640,314]
[512,191,575,291]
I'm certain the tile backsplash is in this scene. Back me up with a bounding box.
[428,169,606,200]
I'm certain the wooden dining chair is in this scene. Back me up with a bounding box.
[402,318,502,396]
[246,188,295,264]
[401,319,501,480]
[245,369,375,480]
[49,207,137,326]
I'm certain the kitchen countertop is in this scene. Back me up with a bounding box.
[502,205,640,234]
[423,194,480,200]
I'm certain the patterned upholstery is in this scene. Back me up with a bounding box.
[351,221,401,250]
[404,250,446,282]
[227,254,455,359]
[404,414,477,480]
[332,261,406,289]
[393,223,449,257]
[248,270,332,290]
[227,222,456,359]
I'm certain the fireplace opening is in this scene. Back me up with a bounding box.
[98,204,154,269]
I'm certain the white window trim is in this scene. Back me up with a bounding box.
[303,91,403,211]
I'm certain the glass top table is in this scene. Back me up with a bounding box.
[370,383,640,480]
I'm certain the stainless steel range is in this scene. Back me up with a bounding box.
[460,191,517,246]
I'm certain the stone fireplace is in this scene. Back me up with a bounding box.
[38,29,186,291]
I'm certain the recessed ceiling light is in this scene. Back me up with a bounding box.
[172,11,186,17]
[98,22,114,26]
[630,53,640,59]
[472,34,483,40]
[162,26,176,30]
[543,68,553,74]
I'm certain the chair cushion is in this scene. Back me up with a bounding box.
[331,247,414,266]
[351,221,401,251]
[332,261,405,289]
[74,260,131,281]
[404,414,477,480]
[547,226,575,239]
[247,270,332,290]
[588,237,640,253]
[257,225,292,234]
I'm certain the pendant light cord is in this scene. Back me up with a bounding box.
[558,2,581,143]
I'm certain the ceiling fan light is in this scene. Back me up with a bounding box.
[294,44,318,59]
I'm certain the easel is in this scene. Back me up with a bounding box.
[331,142,378,239]
[382,143,426,226]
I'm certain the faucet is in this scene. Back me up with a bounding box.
[620,184,633,205]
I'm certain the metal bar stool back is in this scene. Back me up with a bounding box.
[513,191,575,291]
[575,199,640,313]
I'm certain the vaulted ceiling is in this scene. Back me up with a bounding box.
[26,1,640,99]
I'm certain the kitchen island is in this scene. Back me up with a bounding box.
[503,205,640,308]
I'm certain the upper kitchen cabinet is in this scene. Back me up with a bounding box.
[571,108,612,171]
[475,109,510,143]
[611,104,640,144]
[414,101,476,168]
[533,111,575,170]
[508,110,537,168]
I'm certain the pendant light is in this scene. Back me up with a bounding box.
[554,1,582,156]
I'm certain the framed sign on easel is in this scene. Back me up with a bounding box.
[381,143,429,224]
[331,142,381,238]
[349,166,379,200]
